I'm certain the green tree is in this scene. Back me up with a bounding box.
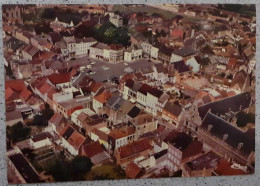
[70,156,93,180]
[41,8,56,19]
[28,103,54,127]
[7,122,31,142]
[48,160,71,182]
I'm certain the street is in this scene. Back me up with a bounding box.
[65,56,154,82]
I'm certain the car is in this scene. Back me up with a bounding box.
[103,67,110,70]
[90,61,96,65]
[124,62,128,66]
[89,71,96,75]
[86,65,92,69]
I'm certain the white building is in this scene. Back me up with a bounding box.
[109,14,123,27]
[60,36,97,58]
[124,44,143,62]
[29,132,52,149]
[186,57,201,72]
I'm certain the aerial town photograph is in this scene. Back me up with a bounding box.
[3,4,256,184]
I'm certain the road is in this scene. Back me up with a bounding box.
[65,56,154,82]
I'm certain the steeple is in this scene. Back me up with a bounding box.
[70,21,74,27]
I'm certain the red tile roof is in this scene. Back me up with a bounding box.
[215,159,248,176]
[68,131,86,150]
[81,141,104,158]
[5,79,31,101]
[117,139,152,159]
[47,72,71,85]
[89,81,102,93]
[125,162,142,179]
[94,90,112,104]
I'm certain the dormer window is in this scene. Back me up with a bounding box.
[223,133,228,141]
[207,124,213,132]
[238,142,243,149]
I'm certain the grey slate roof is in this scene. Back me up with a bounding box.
[201,112,255,155]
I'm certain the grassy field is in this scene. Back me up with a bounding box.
[85,163,126,180]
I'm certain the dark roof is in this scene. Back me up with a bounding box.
[9,153,41,183]
[201,112,255,155]
[125,79,142,91]
[173,60,190,73]
[185,151,220,171]
[154,63,167,73]
[31,132,52,143]
[127,106,141,118]
[62,126,74,140]
[173,47,196,57]
[198,92,252,120]
[163,102,182,117]
[6,37,25,51]
[107,94,125,111]
[167,132,193,151]
[154,149,168,159]
[138,84,152,96]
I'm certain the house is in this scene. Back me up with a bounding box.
[50,17,75,32]
[84,114,108,136]
[16,63,32,79]
[80,141,110,165]
[186,57,201,72]
[166,132,203,172]
[46,72,73,89]
[141,40,153,56]
[71,110,89,128]
[230,70,251,93]
[21,45,39,60]
[91,127,110,149]
[114,138,153,165]
[108,125,136,153]
[171,47,196,62]
[93,90,112,113]
[54,95,92,118]
[182,151,220,177]
[59,124,86,156]
[89,42,109,59]
[214,158,249,176]
[106,94,126,124]
[146,86,164,115]
[170,60,191,83]
[125,162,144,179]
[123,79,142,101]
[152,63,168,84]
[106,44,124,63]
[29,132,53,149]
[48,113,66,134]
[124,44,143,62]
[162,102,184,128]
[59,36,97,58]
[109,14,123,27]
[5,79,32,103]
[14,29,33,44]
[130,113,158,140]
[30,35,53,51]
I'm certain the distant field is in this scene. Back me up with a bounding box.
[112,4,177,19]
[112,4,201,23]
